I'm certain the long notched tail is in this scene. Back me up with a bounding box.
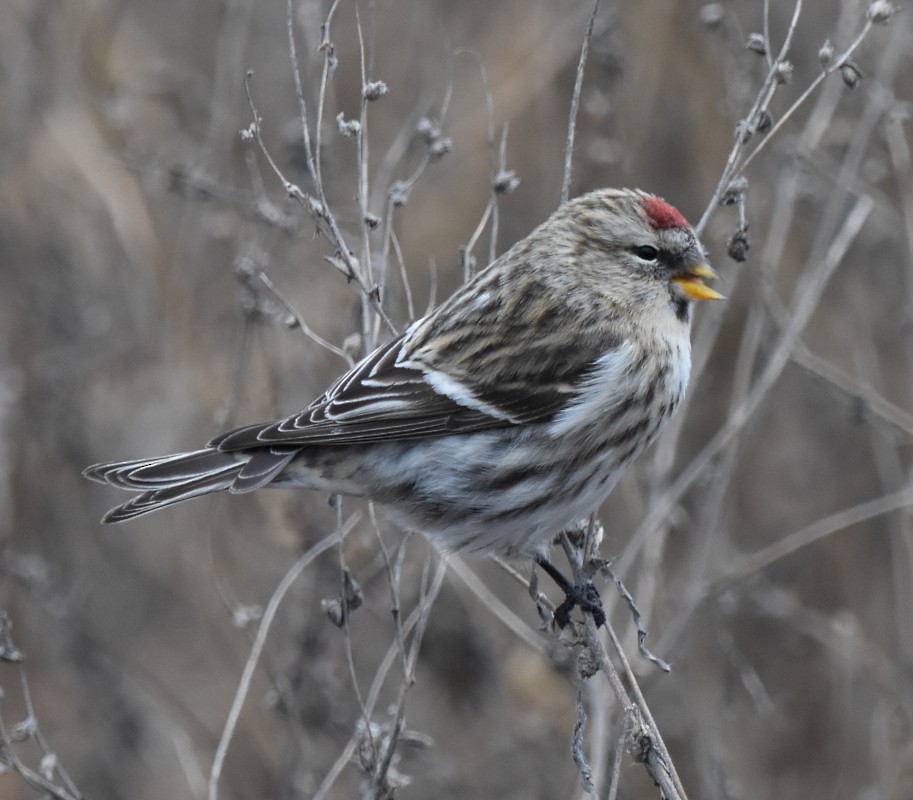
[84,441,298,523]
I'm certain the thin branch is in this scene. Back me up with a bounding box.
[725,485,913,585]
[695,0,803,235]
[256,270,353,365]
[453,48,497,280]
[389,227,415,322]
[489,122,511,264]
[372,555,447,797]
[286,0,316,185]
[315,0,342,194]
[243,72,397,337]
[355,4,377,352]
[790,343,913,438]
[367,504,410,671]
[600,619,689,800]
[738,18,875,174]
[562,0,600,204]
[0,613,83,800]
[447,556,549,656]
[571,682,597,799]
[461,199,494,282]
[311,580,438,800]
[580,616,688,800]
[208,526,350,800]
[336,503,378,771]
[605,713,628,800]
[555,526,687,799]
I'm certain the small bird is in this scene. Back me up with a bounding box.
[85,188,720,568]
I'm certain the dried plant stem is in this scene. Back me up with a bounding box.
[336,508,379,772]
[372,556,447,797]
[354,6,379,350]
[447,556,549,655]
[266,18,399,336]
[314,0,341,193]
[738,18,875,175]
[0,614,83,799]
[208,527,347,800]
[554,520,688,799]
[606,714,628,800]
[286,0,316,182]
[790,343,913,437]
[726,485,913,585]
[0,730,81,800]
[583,616,689,800]
[698,3,884,236]
[256,270,353,365]
[696,0,804,235]
[561,0,600,205]
[581,673,611,800]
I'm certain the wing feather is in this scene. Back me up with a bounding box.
[214,296,625,452]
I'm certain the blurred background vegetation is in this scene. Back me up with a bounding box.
[1,0,912,798]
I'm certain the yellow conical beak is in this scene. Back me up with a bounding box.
[671,263,724,301]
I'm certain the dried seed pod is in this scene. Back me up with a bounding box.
[867,1,897,24]
[745,33,767,55]
[727,226,750,262]
[363,80,389,101]
[840,59,864,89]
[774,59,794,85]
[336,113,360,137]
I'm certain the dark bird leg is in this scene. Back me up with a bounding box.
[534,554,606,628]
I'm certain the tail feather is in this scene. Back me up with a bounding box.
[84,446,301,523]
[100,469,241,522]
[231,447,299,493]
[83,450,239,489]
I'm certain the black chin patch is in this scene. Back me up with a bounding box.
[672,296,691,323]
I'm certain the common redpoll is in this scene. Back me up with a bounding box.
[85,188,720,563]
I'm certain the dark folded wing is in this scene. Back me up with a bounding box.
[211,328,609,451]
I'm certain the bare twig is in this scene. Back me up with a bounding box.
[461,199,495,282]
[582,615,688,800]
[606,564,671,672]
[247,63,396,336]
[315,0,342,193]
[561,0,601,205]
[208,526,349,800]
[697,1,888,237]
[571,682,597,799]
[737,18,877,175]
[696,0,804,236]
[0,613,84,800]
[724,485,913,585]
[256,270,353,365]
[372,555,447,798]
[286,0,316,183]
[606,712,628,800]
[311,573,442,800]
[790,343,913,438]
[550,525,687,799]
[447,555,549,656]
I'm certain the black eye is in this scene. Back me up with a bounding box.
[633,245,659,261]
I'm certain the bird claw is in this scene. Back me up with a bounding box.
[553,581,606,629]
[535,554,606,629]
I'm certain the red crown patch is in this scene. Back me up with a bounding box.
[642,195,689,231]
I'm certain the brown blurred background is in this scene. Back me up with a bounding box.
[2,0,912,798]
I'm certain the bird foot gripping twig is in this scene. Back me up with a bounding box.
[535,554,606,628]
